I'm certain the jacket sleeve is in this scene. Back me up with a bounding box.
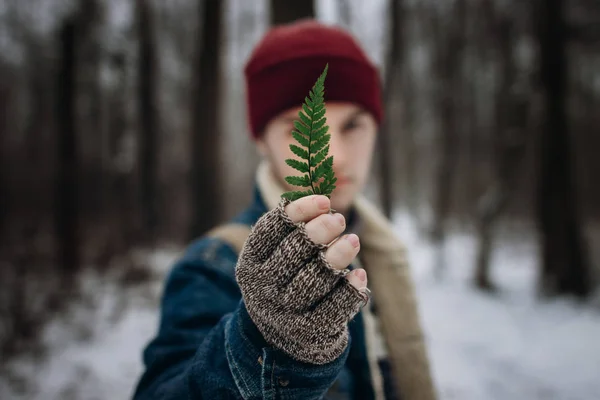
[132,237,350,400]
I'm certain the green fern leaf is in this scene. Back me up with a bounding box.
[285,159,309,173]
[312,156,333,182]
[311,145,329,167]
[282,190,313,201]
[293,120,310,137]
[291,131,310,147]
[285,175,311,187]
[298,111,311,127]
[312,125,329,141]
[304,96,314,108]
[311,134,330,154]
[302,103,311,118]
[290,144,309,160]
[312,117,327,132]
[313,107,326,121]
[282,64,338,200]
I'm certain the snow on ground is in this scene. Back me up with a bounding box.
[0,248,179,400]
[1,213,600,400]
[394,211,600,400]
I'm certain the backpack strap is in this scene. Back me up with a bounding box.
[205,223,252,255]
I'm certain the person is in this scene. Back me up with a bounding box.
[133,19,434,400]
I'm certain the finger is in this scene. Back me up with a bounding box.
[324,234,360,270]
[280,260,341,311]
[310,276,366,326]
[304,213,346,245]
[345,268,367,291]
[265,228,320,287]
[284,195,331,223]
[242,205,295,263]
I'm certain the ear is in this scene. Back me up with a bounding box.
[255,138,268,157]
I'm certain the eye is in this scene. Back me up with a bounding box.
[343,118,364,133]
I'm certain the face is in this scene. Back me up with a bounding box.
[256,102,378,213]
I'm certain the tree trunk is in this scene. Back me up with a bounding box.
[536,0,590,297]
[402,3,423,222]
[474,6,510,291]
[270,0,314,25]
[377,0,403,219]
[107,52,134,255]
[430,0,466,274]
[0,77,9,234]
[24,44,46,165]
[136,0,160,238]
[337,0,352,29]
[55,19,79,273]
[189,0,223,239]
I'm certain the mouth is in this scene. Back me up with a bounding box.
[336,176,353,186]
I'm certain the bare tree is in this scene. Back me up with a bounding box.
[567,0,600,45]
[270,0,315,25]
[78,0,106,216]
[473,3,530,290]
[399,1,425,222]
[136,0,160,238]
[0,66,9,236]
[55,18,79,273]
[337,0,352,29]
[106,52,136,255]
[189,0,223,239]
[430,0,466,274]
[535,0,591,297]
[377,0,404,218]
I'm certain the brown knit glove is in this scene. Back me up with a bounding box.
[235,198,366,365]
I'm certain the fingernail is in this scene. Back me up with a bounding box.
[315,196,329,210]
[355,269,366,282]
[335,213,345,226]
[347,234,359,248]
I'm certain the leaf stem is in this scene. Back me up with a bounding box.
[308,111,316,195]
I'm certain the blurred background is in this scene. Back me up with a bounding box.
[0,0,599,399]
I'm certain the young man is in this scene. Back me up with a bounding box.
[133,20,434,400]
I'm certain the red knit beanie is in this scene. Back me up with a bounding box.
[244,19,383,139]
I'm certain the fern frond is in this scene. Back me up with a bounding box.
[312,156,333,182]
[282,64,338,201]
[293,120,310,137]
[311,145,329,167]
[298,111,311,127]
[311,134,330,154]
[312,125,329,141]
[285,175,311,187]
[281,190,313,201]
[289,144,309,160]
[285,159,309,173]
[291,131,309,147]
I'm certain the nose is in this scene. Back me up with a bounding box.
[328,131,346,171]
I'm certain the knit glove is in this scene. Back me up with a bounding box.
[235,198,366,365]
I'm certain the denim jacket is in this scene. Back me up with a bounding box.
[132,187,376,400]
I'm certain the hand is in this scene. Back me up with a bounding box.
[235,195,367,365]
[283,195,368,293]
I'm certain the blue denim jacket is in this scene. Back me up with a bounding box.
[132,188,376,399]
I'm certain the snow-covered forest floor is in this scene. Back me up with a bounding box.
[1,213,599,400]
[395,212,600,400]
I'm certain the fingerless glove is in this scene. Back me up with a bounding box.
[235,199,365,365]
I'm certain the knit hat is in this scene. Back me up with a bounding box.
[244,19,383,139]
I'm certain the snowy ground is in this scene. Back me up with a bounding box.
[1,215,600,400]
[394,212,600,400]
[0,249,180,400]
